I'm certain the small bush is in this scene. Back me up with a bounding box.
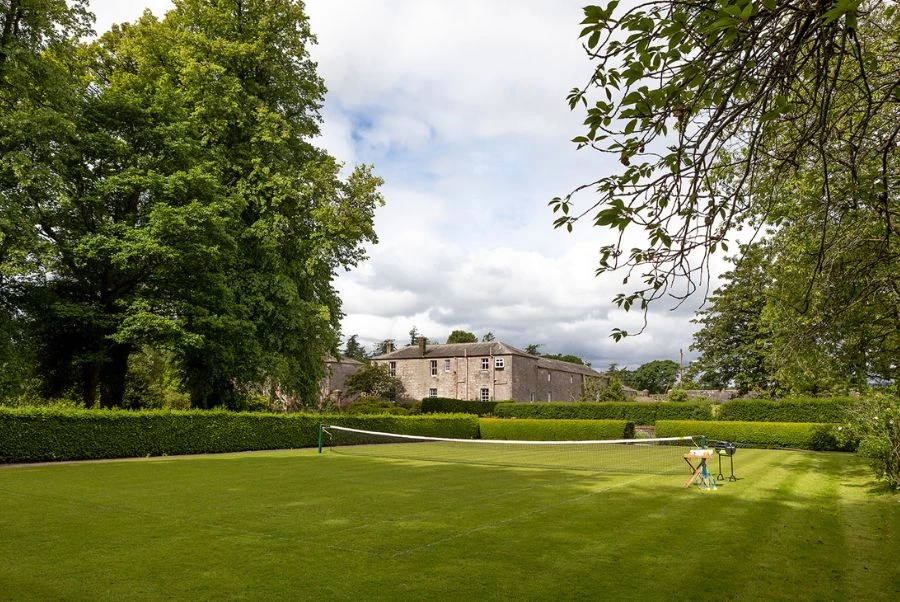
[421,397,505,416]
[837,394,900,489]
[668,389,689,403]
[655,419,852,451]
[717,397,854,423]
[0,407,479,463]
[479,418,633,441]
[494,401,712,424]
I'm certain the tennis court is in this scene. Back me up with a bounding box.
[0,444,897,600]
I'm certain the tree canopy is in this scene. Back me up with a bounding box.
[553,0,899,345]
[446,330,478,344]
[631,360,679,394]
[0,0,383,408]
[344,363,405,400]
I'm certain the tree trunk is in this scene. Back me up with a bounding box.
[99,343,131,408]
[81,362,100,407]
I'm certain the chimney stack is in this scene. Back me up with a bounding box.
[384,341,394,354]
[417,336,427,356]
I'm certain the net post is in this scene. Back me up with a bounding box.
[318,423,324,453]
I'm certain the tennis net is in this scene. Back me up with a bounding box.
[321,425,700,475]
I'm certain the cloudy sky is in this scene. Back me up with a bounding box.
[89,0,719,370]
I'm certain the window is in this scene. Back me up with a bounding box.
[444,359,451,372]
[388,361,396,376]
[570,375,574,384]
[547,372,551,382]
[430,360,438,376]
[494,357,505,369]
[480,388,490,401]
[429,388,438,398]
[481,358,489,371]
[530,392,535,402]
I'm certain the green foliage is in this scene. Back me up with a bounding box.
[344,364,405,400]
[479,418,633,441]
[631,360,679,394]
[1,0,383,409]
[667,388,689,403]
[345,397,408,415]
[0,407,478,462]
[420,397,504,416]
[342,335,369,363]
[554,1,900,347]
[655,420,851,451]
[689,244,772,393]
[580,376,626,402]
[601,375,627,401]
[494,401,712,424]
[717,397,854,423]
[446,330,478,344]
[838,394,900,489]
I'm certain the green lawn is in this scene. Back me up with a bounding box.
[0,448,897,601]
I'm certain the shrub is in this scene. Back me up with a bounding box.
[667,388,689,403]
[479,418,633,441]
[716,397,854,423]
[837,394,900,489]
[0,407,479,463]
[655,419,852,451]
[345,397,408,415]
[421,397,505,416]
[493,401,712,424]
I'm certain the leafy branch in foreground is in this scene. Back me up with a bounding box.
[552,0,899,339]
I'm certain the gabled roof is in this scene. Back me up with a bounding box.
[374,341,529,360]
[374,341,604,378]
[325,355,365,365]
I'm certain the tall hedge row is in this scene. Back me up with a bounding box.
[479,418,633,441]
[655,420,853,451]
[716,397,854,423]
[420,397,506,416]
[0,407,479,463]
[493,401,712,424]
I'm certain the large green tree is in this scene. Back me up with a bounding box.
[689,244,771,393]
[553,1,899,345]
[0,0,383,408]
[631,360,678,394]
[447,330,478,344]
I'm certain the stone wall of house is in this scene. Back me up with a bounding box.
[377,353,594,403]
[376,354,515,401]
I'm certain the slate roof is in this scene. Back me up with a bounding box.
[374,341,604,378]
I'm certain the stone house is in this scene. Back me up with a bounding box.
[373,338,605,402]
[321,355,365,406]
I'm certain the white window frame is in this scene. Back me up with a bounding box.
[480,387,490,402]
[444,359,451,372]
[494,357,505,369]
[428,388,438,398]
[388,361,396,376]
[430,360,438,376]
[481,358,489,371]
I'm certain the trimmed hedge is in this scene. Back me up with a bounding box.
[0,407,479,463]
[493,402,713,424]
[655,419,854,451]
[479,417,633,441]
[717,397,854,423]
[420,397,506,416]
